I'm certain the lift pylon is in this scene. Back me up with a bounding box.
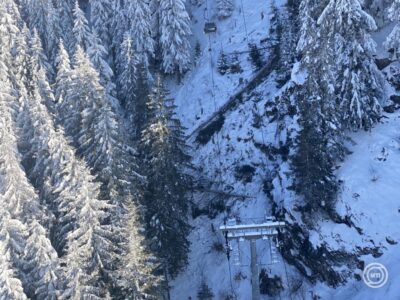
[220,217,285,300]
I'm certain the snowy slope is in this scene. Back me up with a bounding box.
[170,1,292,298]
[170,0,400,299]
[170,0,285,130]
[316,111,400,299]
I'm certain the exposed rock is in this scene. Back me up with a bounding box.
[375,57,393,70]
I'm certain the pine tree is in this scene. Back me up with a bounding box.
[89,0,113,54]
[21,221,60,299]
[318,0,383,130]
[0,216,28,300]
[197,281,214,299]
[217,50,229,75]
[267,1,283,66]
[116,34,140,132]
[27,31,56,111]
[0,44,60,299]
[140,76,192,277]
[69,46,129,202]
[217,0,234,19]
[60,171,113,299]
[0,42,44,224]
[23,0,61,61]
[58,45,157,297]
[2,0,21,39]
[248,43,265,71]
[292,88,339,216]
[72,0,92,51]
[275,0,301,86]
[20,80,114,298]
[110,0,127,62]
[13,34,119,296]
[159,0,192,74]
[54,40,73,107]
[115,203,160,299]
[384,0,400,60]
[56,46,87,142]
[72,1,117,105]
[87,31,117,101]
[132,65,153,139]
[292,0,345,218]
[54,0,76,54]
[125,0,155,78]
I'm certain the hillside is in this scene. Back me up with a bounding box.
[170,0,400,299]
[0,0,399,299]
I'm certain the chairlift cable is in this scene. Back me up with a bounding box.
[239,0,249,40]
[204,5,237,297]
[279,235,293,300]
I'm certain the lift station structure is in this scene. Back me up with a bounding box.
[220,217,286,300]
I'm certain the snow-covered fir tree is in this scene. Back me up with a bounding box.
[56,46,86,141]
[217,0,234,19]
[65,46,130,203]
[22,0,60,61]
[364,0,393,26]
[21,220,60,299]
[54,0,76,54]
[272,0,301,86]
[318,0,383,130]
[54,44,157,297]
[72,2,117,105]
[72,1,92,51]
[0,216,28,300]
[140,76,193,277]
[87,31,117,102]
[0,41,60,299]
[300,0,343,158]
[117,34,139,123]
[116,33,152,139]
[116,202,161,299]
[27,30,56,110]
[384,0,400,60]
[109,0,127,61]
[124,0,154,77]
[292,0,343,218]
[19,81,114,298]
[11,31,119,297]
[89,0,113,53]
[2,0,21,43]
[59,171,113,299]
[159,0,192,74]
[0,28,44,224]
[54,40,73,107]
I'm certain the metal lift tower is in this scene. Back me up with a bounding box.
[220,218,285,300]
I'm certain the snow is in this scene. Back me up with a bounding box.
[372,23,396,58]
[170,0,286,130]
[170,1,400,299]
[170,1,294,298]
[315,111,400,299]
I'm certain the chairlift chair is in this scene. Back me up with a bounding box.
[204,22,217,33]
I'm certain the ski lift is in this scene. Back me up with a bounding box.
[204,22,217,33]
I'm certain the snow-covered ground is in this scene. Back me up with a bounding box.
[172,109,400,299]
[171,0,400,299]
[170,0,285,130]
[170,1,290,298]
[316,112,400,299]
